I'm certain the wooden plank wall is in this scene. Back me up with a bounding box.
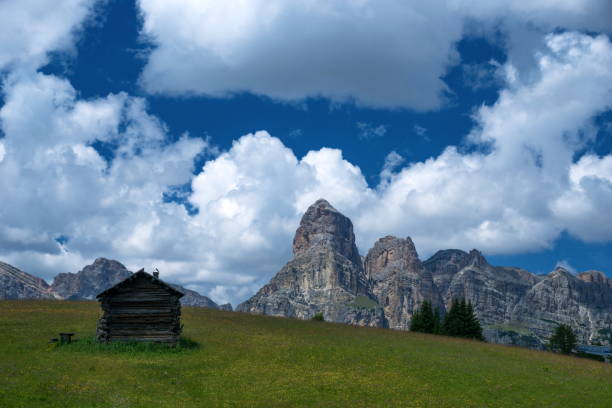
[96,277,182,344]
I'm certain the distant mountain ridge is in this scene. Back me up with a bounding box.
[1,258,230,310]
[238,199,612,349]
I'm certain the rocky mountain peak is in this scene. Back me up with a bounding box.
[364,235,442,329]
[51,258,132,299]
[467,249,488,267]
[576,270,608,286]
[292,199,360,264]
[548,266,574,279]
[238,199,384,326]
[365,236,420,281]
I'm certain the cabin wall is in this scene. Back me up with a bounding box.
[96,279,182,344]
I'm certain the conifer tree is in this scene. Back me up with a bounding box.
[548,324,577,354]
[443,298,484,341]
[410,300,437,333]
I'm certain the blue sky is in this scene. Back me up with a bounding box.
[1,0,611,305]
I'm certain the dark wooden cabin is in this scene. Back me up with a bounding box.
[96,269,184,344]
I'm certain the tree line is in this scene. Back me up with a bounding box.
[410,298,484,341]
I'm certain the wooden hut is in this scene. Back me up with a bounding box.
[96,269,184,344]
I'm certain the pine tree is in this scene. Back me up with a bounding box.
[442,298,484,341]
[410,300,437,333]
[432,307,442,334]
[464,301,484,341]
[410,305,424,332]
[548,324,577,354]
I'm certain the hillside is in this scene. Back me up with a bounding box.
[0,300,610,408]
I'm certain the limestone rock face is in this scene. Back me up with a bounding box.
[0,261,54,299]
[237,199,384,326]
[364,236,442,330]
[427,250,540,326]
[512,267,612,345]
[423,249,612,347]
[51,258,132,300]
[577,270,612,288]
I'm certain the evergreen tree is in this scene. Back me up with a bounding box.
[432,307,442,335]
[443,298,460,335]
[443,298,484,341]
[464,301,484,341]
[410,301,437,333]
[548,324,577,354]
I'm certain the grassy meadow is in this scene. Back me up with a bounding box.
[0,300,610,407]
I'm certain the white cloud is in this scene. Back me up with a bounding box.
[138,0,464,110]
[356,122,388,140]
[552,154,612,242]
[137,0,611,109]
[555,259,577,274]
[0,0,95,73]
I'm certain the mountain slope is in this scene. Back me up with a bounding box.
[0,261,54,299]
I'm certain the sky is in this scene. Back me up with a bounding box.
[1,0,611,306]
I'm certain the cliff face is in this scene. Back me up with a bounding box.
[512,267,612,345]
[237,199,385,327]
[0,261,54,299]
[422,250,612,348]
[424,250,540,326]
[364,236,442,330]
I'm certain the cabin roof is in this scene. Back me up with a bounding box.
[96,269,184,299]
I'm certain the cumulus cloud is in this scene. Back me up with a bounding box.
[138,0,464,109]
[0,0,95,73]
[0,72,205,282]
[137,0,611,109]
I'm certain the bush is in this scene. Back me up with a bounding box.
[312,312,325,322]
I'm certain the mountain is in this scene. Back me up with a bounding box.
[237,199,385,326]
[511,267,612,346]
[51,258,132,300]
[0,261,54,299]
[0,257,224,309]
[364,236,442,330]
[422,248,546,346]
[239,199,612,348]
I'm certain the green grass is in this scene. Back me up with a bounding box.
[1,301,610,408]
[55,336,200,354]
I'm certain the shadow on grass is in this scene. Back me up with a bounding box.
[53,337,200,354]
